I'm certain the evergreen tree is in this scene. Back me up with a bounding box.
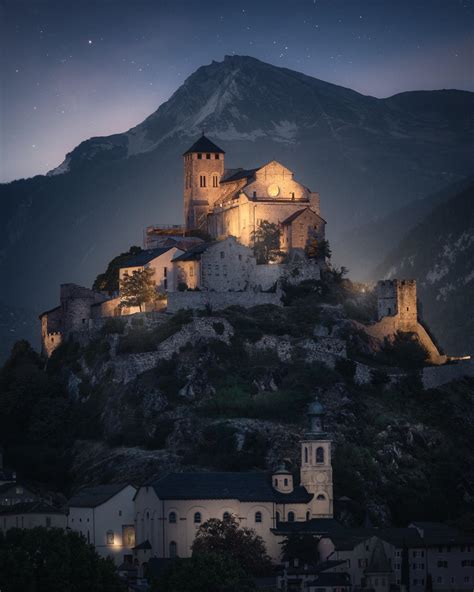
[280,533,320,564]
[251,221,281,264]
[93,246,142,293]
[305,237,331,260]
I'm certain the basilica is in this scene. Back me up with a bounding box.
[182,134,326,251]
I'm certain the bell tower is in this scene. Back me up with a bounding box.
[183,134,225,231]
[300,400,333,519]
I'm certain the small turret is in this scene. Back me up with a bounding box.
[306,400,326,437]
[272,464,294,493]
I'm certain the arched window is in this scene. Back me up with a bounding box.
[306,511,310,521]
[212,174,219,188]
[284,478,288,487]
[316,446,325,464]
[200,175,206,188]
[194,512,202,524]
[317,494,326,501]
[274,478,278,487]
[223,512,230,521]
[169,512,177,523]
[304,447,308,463]
[169,541,177,558]
[276,511,280,524]
[288,511,295,522]
[255,511,262,523]
[146,511,150,519]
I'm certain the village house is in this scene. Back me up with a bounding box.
[0,501,66,532]
[67,483,137,566]
[0,481,37,507]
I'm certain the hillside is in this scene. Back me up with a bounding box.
[1,275,473,529]
[0,55,473,357]
[375,182,474,356]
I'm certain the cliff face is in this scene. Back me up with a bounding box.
[17,279,470,530]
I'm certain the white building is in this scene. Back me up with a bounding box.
[0,501,66,532]
[133,402,333,564]
[67,483,137,565]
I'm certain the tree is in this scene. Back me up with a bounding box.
[93,246,142,293]
[119,267,156,312]
[252,221,281,264]
[191,515,272,576]
[280,533,320,564]
[151,552,255,592]
[0,527,124,592]
[305,237,331,260]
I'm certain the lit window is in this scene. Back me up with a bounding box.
[255,512,262,523]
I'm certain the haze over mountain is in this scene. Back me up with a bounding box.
[375,182,474,357]
[1,55,473,355]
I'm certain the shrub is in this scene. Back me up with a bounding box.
[212,321,225,335]
[101,317,126,335]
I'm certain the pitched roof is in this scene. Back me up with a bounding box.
[366,538,392,574]
[119,247,173,268]
[183,135,225,155]
[410,522,474,545]
[0,501,65,515]
[133,540,152,550]
[151,472,313,503]
[68,484,133,508]
[0,482,34,495]
[221,168,259,183]
[172,242,211,262]
[308,572,351,587]
[272,518,345,536]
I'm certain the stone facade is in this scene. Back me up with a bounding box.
[183,135,325,253]
[281,207,326,253]
[167,290,282,314]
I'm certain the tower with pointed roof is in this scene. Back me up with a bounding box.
[300,400,334,519]
[183,134,225,231]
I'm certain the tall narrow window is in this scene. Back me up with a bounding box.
[169,541,177,558]
[169,512,177,523]
[304,447,308,463]
[255,511,262,523]
[200,175,206,188]
[194,512,201,524]
[316,446,325,463]
[288,511,295,522]
[213,175,219,187]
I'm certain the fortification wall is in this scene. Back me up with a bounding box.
[60,284,108,333]
[167,290,282,313]
[423,359,474,389]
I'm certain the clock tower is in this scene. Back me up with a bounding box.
[300,400,333,519]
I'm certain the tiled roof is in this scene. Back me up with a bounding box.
[68,484,133,508]
[183,135,225,155]
[151,471,313,503]
[172,242,211,262]
[0,501,65,515]
[272,518,345,536]
[221,168,259,183]
[119,247,173,268]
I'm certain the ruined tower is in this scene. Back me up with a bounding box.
[377,279,418,331]
[300,401,333,519]
[183,135,225,231]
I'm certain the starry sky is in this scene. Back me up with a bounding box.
[1,0,473,182]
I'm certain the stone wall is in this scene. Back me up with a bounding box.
[167,290,282,313]
[422,359,474,389]
[60,283,108,333]
[184,150,224,229]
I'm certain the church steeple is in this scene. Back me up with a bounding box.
[183,134,225,231]
[300,400,333,519]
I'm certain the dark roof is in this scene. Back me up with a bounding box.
[280,560,346,576]
[221,167,259,183]
[307,572,351,587]
[133,540,152,551]
[0,501,65,515]
[0,482,34,495]
[272,518,344,536]
[172,242,211,262]
[377,527,424,548]
[120,247,173,268]
[366,538,392,574]
[410,522,474,545]
[68,484,134,508]
[151,471,313,503]
[183,135,225,155]
[39,305,61,319]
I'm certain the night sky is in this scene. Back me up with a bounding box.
[1,0,473,182]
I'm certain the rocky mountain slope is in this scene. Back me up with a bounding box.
[2,276,473,528]
[375,182,474,356]
[0,55,473,358]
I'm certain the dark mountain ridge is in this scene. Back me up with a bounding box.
[1,55,473,356]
